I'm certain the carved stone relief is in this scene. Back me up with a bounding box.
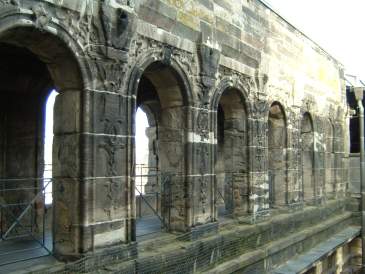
[199,177,208,214]
[197,144,209,174]
[94,61,125,92]
[32,3,51,31]
[131,35,195,74]
[0,0,18,8]
[100,0,137,51]
[253,99,269,119]
[197,111,209,141]
[198,44,221,105]
[218,67,256,96]
[54,2,93,47]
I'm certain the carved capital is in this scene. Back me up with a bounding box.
[100,0,137,51]
[32,3,51,31]
[198,44,220,88]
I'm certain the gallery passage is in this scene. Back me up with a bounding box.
[133,61,189,237]
[0,27,83,262]
[215,88,249,217]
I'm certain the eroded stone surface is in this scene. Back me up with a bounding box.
[0,0,353,272]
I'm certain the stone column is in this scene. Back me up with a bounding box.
[53,58,134,258]
[313,119,326,203]
[53,89,83,258]
[144,126,158,194]
[334,123,346,197]
[184,107,216,235]
[158,106,187,232]
[325,122,335,199]
[286,107,302,206]
[248,100,270,221]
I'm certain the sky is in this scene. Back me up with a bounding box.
[264,0,365,80]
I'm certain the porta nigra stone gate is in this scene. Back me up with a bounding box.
[0,0,360,273]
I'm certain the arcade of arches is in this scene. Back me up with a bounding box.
[0,1,357,273]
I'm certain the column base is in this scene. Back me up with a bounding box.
[63,243,138,272]
[177,222,218,241]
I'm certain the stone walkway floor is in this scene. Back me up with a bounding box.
[0,216,164,273]
[0,232,54,273]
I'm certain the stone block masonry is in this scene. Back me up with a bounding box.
[0,0,354,273]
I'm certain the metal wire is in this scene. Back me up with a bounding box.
[135,164,166,237]
[0,176,52,266]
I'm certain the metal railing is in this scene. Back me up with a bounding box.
[135,164,166,238]
[0,176,52,266]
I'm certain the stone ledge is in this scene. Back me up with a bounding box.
[177,222,219,241]
[204,212,354,273]
[273,226,360,274]
[30,199,355,273]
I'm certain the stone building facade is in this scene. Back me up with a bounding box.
[0,0,360,273]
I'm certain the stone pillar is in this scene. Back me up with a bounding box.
[53,61,133,258]
[286,107,302,206]
[158,106,187,232]
[334,123,346,197]
[313,119,326,203]
[325,122,335,199]
[144,126,158,194]
[53,89,83,258]
[215,141,226,214]
[185,107,216,233]
[248,100,270,221]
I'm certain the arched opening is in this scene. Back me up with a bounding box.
[268,102,287,207]
[0,27,83,263]
[301,112,315,202]
[216,88,249,218]
[134,61,186,237]
[134,106,161,237]
[325,120,335,199]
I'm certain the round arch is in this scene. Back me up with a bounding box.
[212,78,251,217]
[0,13,90,260]
[126,49,195,236]
[0,17,91,90]
[301,112,315,203]
[210,77,251,113]
[127,49,195,108]
[267,101,288,207]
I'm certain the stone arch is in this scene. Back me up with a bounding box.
[128,53,194,235]
[301,112,315,202]
[0,13,90,259]
[128,48,195,107]
[267,102,288,207]
[210,77,251,113]
[212,79,250,217]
